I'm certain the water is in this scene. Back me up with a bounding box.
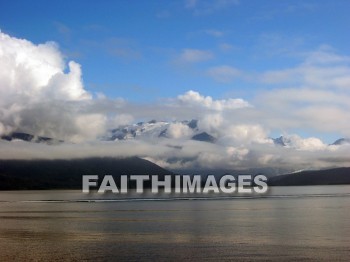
[0,186,350,261]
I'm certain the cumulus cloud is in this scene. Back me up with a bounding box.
[280,135,327,151]
[1,31,350,172]
[72,114,107,143]
[226,146,249,161]
[0,31,105,141]
[166,122,193,139]
[0,33,90,101]
[178,90,250,110]
[220,124,271,145]
[197,113,224,137]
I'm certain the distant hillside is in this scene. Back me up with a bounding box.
[1,132,63,144]
[1,157,350,190]
[191,132,216,143]
[0,157,171,190]
[268,167,350,186]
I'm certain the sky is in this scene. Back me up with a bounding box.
[1,0,349,101]
[1,0,350,171]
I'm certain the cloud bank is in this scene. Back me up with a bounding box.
[1,31,350,172]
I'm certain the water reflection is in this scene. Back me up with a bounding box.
[0,186,350,261]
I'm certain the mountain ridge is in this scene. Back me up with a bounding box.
[268,167,350,186]
[2,121,349,147]
[0,157,172,190]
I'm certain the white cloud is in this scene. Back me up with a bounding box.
[0,32,90,101]
[255,46,350,137]
[221,124,270,145]
[197,113,224,136]
[166,122,193,139]
[178,90,250,110]
[260,47,350,89]
[261,65,350,89]
[1,32,350,172]
[175,49,214,63]
[2,137,348,172]
[110,114,134,127]
[304,45,350,65]
[72,114,107,143]
[226,146,249,161]
[0,31,105,141]
[283,135,327,151]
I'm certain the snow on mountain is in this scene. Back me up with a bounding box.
[2,121,349,149]
[272,135,327,151]
[273,135,350,149]
[102,119,208,142]
[107,120,170,141]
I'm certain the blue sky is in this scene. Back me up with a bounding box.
[1,0,350,146]
[1,0,349,102]
[2,0,350,169]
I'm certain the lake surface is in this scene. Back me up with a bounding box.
[0,186,350,261]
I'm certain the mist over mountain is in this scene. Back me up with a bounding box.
[101,119,218,143]
[1,122,350,178]
[2,125,348,149]
[1,31,350,174]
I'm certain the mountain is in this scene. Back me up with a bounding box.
[268,167,350,186]
[0,157,172,190]
[272,135,301,147]
[272,136,289,146]
[1,157,350,190]
[2,121,218,145]
[104,120,170,141]
[102,119,217,142]
[273,136,350,147]
[191,132,216,143]
[2,124,349,150]
[331,138,350,146]
[1,132,63,144]
[188,119,198,129]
